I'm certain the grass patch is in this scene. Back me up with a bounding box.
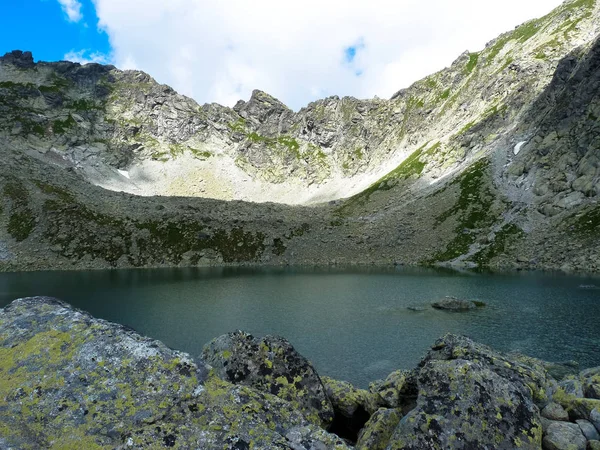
[428,160,498,263]
[335,142,439,215]
[465,53,479,74]
[52,115,77,134]
[470,223,525,265]
[3,181,35,242]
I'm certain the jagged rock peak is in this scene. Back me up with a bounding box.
[1,50,35,69]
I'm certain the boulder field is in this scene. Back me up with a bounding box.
[1,297,599,449]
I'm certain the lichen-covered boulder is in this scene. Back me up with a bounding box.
[382,334,547,449]
[542,402,570,421]
[542,421,587,450]
[370,370,412,409]
[355,408,402,450]
[321,376,373,418]
[582,368,600,399]
[0,298,349,450]
[388,359,543,449]
[202,330,334,427]
[576,419,600,441]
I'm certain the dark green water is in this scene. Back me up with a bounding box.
[1,266,599,388]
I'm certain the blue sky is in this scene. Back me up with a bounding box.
[0,0,110,63]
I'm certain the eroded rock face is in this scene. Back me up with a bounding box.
[0,298,348,449]
[201,330,334,428]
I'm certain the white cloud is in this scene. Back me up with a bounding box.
[91,0,564,110]
[64,49,110,65]
[57,0,83,22]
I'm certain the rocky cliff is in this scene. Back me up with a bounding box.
[2,297,600,449]
[1,0,600,272]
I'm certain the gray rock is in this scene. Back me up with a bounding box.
[559,378,585,398]
[542,421,587,450]
[201,330,334,427]
[431,296,477,311]
[576,419,600,440]
[369,369,416,410]
[542,402,570,421]
[0,297,348,449]
[355,408,402,450]
[385,334,545,449]
[591,408,600,433]
[589,440,600,450]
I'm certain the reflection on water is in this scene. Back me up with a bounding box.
[1,266,599,387]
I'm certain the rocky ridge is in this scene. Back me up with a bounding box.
[0,0,600,272]
[2,297,600,449]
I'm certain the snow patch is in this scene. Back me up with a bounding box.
[514,141,527,156]
[117,169,130,179]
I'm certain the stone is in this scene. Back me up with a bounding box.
[321,376,373,442]
[201,330,334,427]
[369,369,415,410]
[355,408,402,450]
[542,402,570,421]
[576,419,600,441]
[583,372,600,399]
[385,334,545,449]
[431,296,477,311]
[589,440,600,450]
[0,297,349,449]
[542,421,587,450]
[591,408,600,433]
[559,379,585,398]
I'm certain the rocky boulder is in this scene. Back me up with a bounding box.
[0,298,348,449]
[431,296,479,311]
[201,330,334,428]
[542,421,587,450]
[382,334,548,449]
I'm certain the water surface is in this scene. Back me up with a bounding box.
[1,266,599,388]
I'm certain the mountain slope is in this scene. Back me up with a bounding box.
[0,0,599,272]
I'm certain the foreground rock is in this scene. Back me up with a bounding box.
[201,330,334,428]
[3,297,600,449]
[0,298,348,449]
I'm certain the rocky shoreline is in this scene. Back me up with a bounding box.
[1,297,599,449]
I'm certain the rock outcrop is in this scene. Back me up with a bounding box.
[0,297,348,449]
[3,297,600,449]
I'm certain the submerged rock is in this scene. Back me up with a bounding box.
[201,330,334,428]
[431,296,479,311]
[0,297,348,449]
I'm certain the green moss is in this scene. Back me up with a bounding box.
[571,206,600,235]
[69,99,100,111]
[228,117,248,133]
[429,160,498,263]
[465,53,479,74]
[440,89,451,100]
[52,115,77,134]
[272,238,286,256]
[336,142,438,214]
[43,194,266,265]
[471,223,524,265]
[3,181,36,242]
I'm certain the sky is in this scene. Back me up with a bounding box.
[1,0,565,110]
